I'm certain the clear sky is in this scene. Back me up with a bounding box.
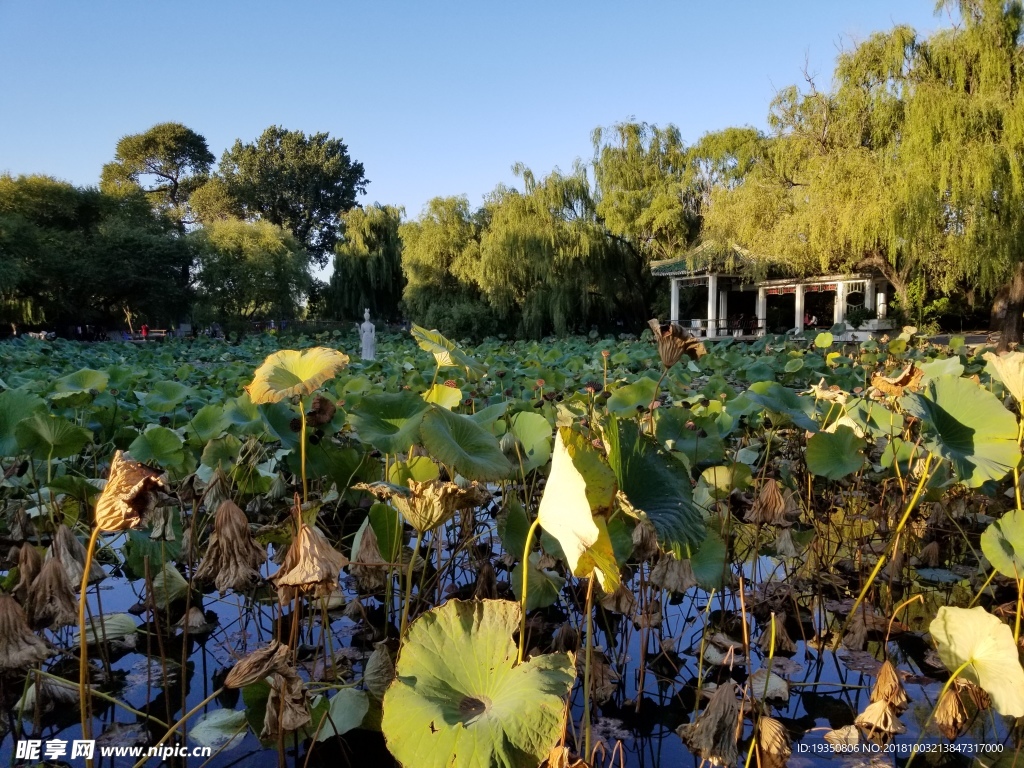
[1,1,950,220]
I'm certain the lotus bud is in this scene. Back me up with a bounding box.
[272,522,349,603]
[49,524,104,586]
[14,544,43,603]
[27,556,78,629]
[195,500,267,595]
[224,640,291,688]
[0,593,51,670]
[870,660,909,710]
[94,451,168,533]
[677,682,740,767]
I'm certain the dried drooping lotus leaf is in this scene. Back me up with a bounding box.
[305,395,337,427]
[600,583,635,615]
[16,673,81,714]
[956,677,990,711]
[148,506,177,541]
[176,606,216,635]
[580,650,619,704]
[224,640,292,688]
[272,522,349,602]
[94,451,167,532]
[870,660,909,710]
[473,561,497,601]
[749,669,790,702]
[648,319,706,368]
[202,467,232,511]
[855,700,906,735]
[551,622,580,654]
[631,518,660,562]
[357,479,490,533]
[756,716,791,759]
[14,544,42,603]
[757,613,796,654]
[934,688,969,741]
[823,725,861,747]
[649,553,697,594]
[27,556,77,629]
[543,745,588,768]
[746,480,795,526]
[194,500,266,595]
[0,593,50,670]
[49,524,104,586]
[363,641,396,701]
[917,541,940,568]
[773,527,800,558]
[635,598,663,630]
[261,669,309,740]
[349,522,388,592]
[677,682,740,767]
[871,363,924,397]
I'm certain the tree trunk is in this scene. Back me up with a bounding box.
[998,261,1024,351]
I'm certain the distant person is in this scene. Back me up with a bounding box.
[140,323,149,341]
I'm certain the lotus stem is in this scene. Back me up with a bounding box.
[517,516,542,665]
[400,529,425,638]
[1016,577,1023,643]
[905,660,970,768]
[300,407,308,503]
[131,688,223,768]
[78,525,102,765]
[744,613,777,768]
[582,576,596,760]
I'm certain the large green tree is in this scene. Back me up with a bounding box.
[0,174,193,332]
[190,218,309,326]
[328,204,405,321]
[217,126,368,267]
[100,122,214,228]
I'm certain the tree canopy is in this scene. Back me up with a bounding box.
[328,204,405,322]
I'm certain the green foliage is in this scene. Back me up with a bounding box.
[328,204,405,321]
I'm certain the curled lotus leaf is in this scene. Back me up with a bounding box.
[381,599,575,768]
[246,348,349,405]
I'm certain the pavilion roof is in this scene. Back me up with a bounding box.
[650,241,763,278]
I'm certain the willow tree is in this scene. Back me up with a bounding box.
[328,204,405,321]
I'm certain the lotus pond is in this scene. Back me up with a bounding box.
[0,325,1023,768]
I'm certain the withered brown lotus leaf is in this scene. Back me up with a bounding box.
[176,606,216,635]
[0,593,51,670]
[677,682,740,767]
[631,518,660,562]
[27,556,78,629]
[579,649,619,705]
[16,673,81,714]
[746,480,796,526]
[363,641,396,701]
[15,544,42,603]
[635,597,663,630]
[357,479,490,533]
[224,640,292,688]
[194,500,266,595]
[649,553,697,594]
[599,582,635,615]
[472,560,497,601]
[261,669,309,740]
[543,745,589,768]
[870,660,909,710]
[917,541,941,568]
[272,523,349,602]
[49,524,104,586]
[756,716,791,759]
[648,319,706,368]
[871,363,924,398]
[757,613,797,654]
[956,677,990,711]
[854,700,906,735]
[935,688,969,741]
[349,520,388,592]
[95,451,168,532]
[305,395,337,428]
[202,466,232,511]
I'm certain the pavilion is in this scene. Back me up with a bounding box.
[650,242,892,338]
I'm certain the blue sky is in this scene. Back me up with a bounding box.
[1,1,949,219]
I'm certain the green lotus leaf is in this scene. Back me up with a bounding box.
[814,332,833,348]
[258,400,301,451]
[471,401,510,433]
[348,391,430,454]
[411,324,485,378]
[15,413,92,460]
[509,411,553,473]
[128,426,185,469]
[511,552,566,610]
[699,463,753,501]
[606,377,658,417]
[185,404,231,446]
[422,383,462,410]
[980,509,1024,579]
[137,380,193,413]
[538,429,619,590]
[246,347,349,405]
[388,456,440,486]
[418,406,512,482]
[605,417,705,552]
[806,426,866,480]
[784,358,804,373]
[201,434,242,471]
[690,528,729,590]
[381,599,575,768]
[902,374,1020,487]
[0,388,45,456]
[930,606,1024,717]
[189,708,247,751]
[224,394,264,436]
[369,502,403,562]
[315,688,369,741]
[656,409,727,466]
[744,381,817,431]
[54,368,109,394]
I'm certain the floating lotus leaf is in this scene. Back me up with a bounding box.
[902,375,1020,487]
[980,508,1024,579]
[381,599,575,768]
[348,391,430,454]
[189,709,247,751]
[930,606,1024,717]
[419,406,512,482]
[806,425,866,480]
[246,347,349,405]
[136,380,193,413]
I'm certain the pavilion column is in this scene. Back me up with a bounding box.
[707,274,719,337]
[865,281,875,312]
[718,287,729,329]
[756,287,767,335]
[670,278,680,324]
[795,285,805,333]
[834,282,846,325]
[876,284,888,319]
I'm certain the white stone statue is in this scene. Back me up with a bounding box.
[359,308,376,360]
